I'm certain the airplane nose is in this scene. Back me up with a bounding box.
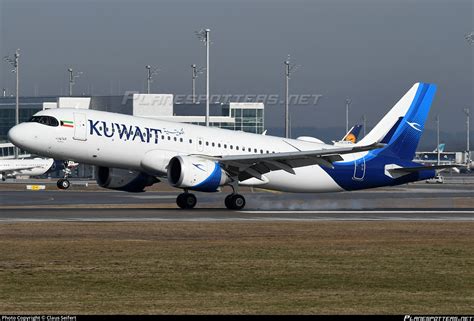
[7,123,27,148]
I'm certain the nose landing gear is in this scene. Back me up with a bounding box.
[57,178,70,190]
[56,161,73,190]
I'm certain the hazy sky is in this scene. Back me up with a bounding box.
[0,0,472,135]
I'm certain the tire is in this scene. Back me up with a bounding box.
[61,179,71,190]
[224,195,232,209]
[177,193,197,209]
[57,179,65,189]
[57,179,70,190]
[225,194,246,210]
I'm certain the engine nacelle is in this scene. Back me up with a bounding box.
[167,156,230,192]
[96,166,159,193]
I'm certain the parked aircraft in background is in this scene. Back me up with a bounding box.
[333,124,363,146]
[0,158,78,189]
[0,158,53,181]
[8,83,453,209]
[433,143,446,153]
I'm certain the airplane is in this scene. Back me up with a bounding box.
[333,124,363,146]
[0,158,55,181]
[298,124,363,146]
[7,82,452,210]
[433,143,445,153]
[0,157,78,189]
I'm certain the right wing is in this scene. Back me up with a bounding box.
[203,142,384,181]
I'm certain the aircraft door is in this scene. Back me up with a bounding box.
[353,157,365,181]
[73,113,87,141]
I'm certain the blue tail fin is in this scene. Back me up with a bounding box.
[380,83,437,160]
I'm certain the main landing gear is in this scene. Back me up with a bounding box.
[175,185,246,210]
[176,192,197,209]
[224,194,246,210]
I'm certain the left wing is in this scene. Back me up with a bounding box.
[204,142,384,181]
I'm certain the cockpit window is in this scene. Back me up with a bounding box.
[29,116,59,127]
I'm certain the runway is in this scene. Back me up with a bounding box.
[1,183,474,222]
[0,208,473,222]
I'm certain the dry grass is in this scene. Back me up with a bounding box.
[0,222,472,314]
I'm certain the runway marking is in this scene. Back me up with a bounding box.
[0,209,474,223]
[1,217,474,222]
[240,210,474,214]
[128,195,177,199]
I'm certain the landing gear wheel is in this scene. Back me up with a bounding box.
[225,194,246,210]
[176,193,197,209]
[57,178,70,190]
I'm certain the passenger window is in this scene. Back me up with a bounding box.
[212,142,215,147]
[180,138,183,142]
[206,141,209,146]
[167,136,170,140]
[174,137,177,141]
[218,143,221,148]
[189,139,192,144]
[230,145,233,150]
[224,144,227,149]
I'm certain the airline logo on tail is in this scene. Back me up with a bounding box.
[406,121,422,132]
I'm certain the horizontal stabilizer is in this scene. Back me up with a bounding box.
[389,164,459,173]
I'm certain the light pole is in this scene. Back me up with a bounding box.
[436,115,440,165]
[191,64,197,103]
[145,65,159,94]
[196,28,211,126]
[345,98,352,134]
[68,67,83,96]
[191,64,205,103]
[3,49,20,158]
[284,56,298,138]
[464,108,470,166]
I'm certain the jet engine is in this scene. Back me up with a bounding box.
[167,155,230,192]
[96,166,159,192]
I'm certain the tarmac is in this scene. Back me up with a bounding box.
[1,181,474,222]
